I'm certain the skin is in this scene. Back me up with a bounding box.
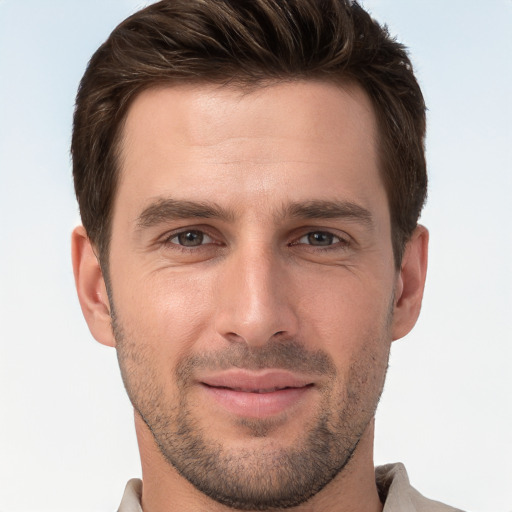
[72,81,428,512]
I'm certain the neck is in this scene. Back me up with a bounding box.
[135,412,383,512]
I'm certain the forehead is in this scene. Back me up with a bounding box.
[116,80,385,221]
[121,80,377,156]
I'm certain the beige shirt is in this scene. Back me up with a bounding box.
[117,463,464,511]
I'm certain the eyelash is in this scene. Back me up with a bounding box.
[161,229,218,251]
[292,231,349,250]
[160,228,351,252]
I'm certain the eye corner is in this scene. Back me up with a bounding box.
[157,227,218,249]
[290,229,351,249]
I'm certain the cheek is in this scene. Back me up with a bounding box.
[295,270,393,398]
[295,269,393,343]
[112,265,217,357]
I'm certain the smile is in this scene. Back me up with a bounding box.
[198,370,315,418]
[205,384,309,393]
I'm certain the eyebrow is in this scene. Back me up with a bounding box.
[135,197,374,229]
[284,200,374,227]
[136,198,234,228]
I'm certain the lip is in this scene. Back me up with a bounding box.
[199,370,314,418]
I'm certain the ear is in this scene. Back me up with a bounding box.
[71,225,116,347]
[391,225,429,341]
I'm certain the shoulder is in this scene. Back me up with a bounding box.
[376,463,465,512]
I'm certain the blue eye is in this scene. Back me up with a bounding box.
[169,230,213,247]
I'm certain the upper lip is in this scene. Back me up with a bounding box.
[199,370,314,393]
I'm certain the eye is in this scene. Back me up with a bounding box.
[167,230,213,247]
[297,231,342,246]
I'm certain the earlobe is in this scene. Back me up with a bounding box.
[391,225,429,341]
[71,226,116,347]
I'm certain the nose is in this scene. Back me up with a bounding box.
[214,245,299,347]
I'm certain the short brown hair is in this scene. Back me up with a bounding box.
[72,0,426,269]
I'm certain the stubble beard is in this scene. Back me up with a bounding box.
[111,309,391,511]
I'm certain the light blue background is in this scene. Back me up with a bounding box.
[0,1,511,510]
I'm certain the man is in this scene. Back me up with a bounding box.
[70,1,462,510]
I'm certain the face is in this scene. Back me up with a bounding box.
[107,81,400,509]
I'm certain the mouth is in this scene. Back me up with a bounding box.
[203,384,312,393]
[198,370,315,418]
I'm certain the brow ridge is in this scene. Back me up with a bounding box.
[136,198,234,228]
[135,197,374,229]
[283,200,374,226]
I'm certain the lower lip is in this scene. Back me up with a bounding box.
[201,385,312,418]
